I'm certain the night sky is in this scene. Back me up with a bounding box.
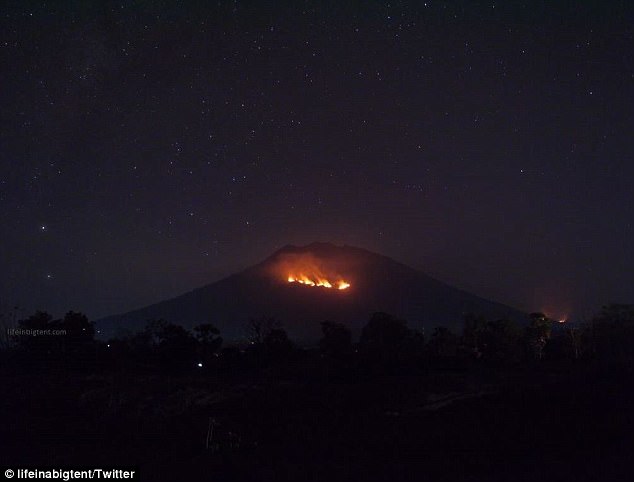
[1,1,633,322]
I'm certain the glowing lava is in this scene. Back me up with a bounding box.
[287,275,350,290]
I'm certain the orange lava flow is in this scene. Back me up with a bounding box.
[287,275,350,290]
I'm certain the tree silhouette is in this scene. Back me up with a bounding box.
[359,312,413,370]
[0,304,20,351]
[428,326,459,359]
[60,311,94,354]
[194,323,223,365]
[591,304,634,363]
[263,327,293,359]
[525,312,553,360]
[17,311,55,354]
[319,321,352,361]
[482,318,522,363]
[245,316,279,344]
[462,313,488,359]
[144,319,198,369]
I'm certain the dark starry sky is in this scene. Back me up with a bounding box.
[1,1,633,322]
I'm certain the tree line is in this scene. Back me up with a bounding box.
[2,304,634,374]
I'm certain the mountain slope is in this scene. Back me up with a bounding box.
[96,243,525,342]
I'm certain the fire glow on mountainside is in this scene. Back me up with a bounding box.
[287,275,350,290]
[273,251,351,290]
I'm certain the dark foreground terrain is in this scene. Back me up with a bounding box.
[3,359,633,482]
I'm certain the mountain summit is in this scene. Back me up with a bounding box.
[96,243,524,341]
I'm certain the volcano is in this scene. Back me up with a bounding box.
[96,243,525,342]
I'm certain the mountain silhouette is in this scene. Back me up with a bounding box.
[96,242,525,342]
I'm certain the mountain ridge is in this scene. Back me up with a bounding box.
[96,242,526,342]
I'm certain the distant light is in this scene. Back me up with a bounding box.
[107,344,110,348]
[197,362,203,368]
